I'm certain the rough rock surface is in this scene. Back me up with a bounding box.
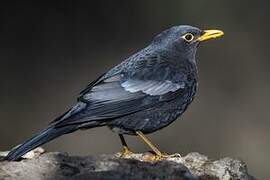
[0,150,255,180]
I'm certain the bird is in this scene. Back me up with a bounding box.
[4,25,223,161]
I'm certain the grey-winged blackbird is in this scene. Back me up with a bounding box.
[4,25,223,161]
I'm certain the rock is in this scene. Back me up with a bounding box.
[0,151,255,180]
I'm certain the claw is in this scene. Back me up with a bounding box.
[120,146,133,158]
[144,152,182,161]
[162,153,182,158]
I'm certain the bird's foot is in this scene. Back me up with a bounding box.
[160,152,181,158]
[143,152,181,161]
[120,146,134,158]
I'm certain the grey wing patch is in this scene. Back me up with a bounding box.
[83,81,144,103]
[121,80,185,96]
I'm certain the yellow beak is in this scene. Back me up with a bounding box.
[197,29,224,42]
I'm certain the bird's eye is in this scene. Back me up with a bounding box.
[183,33,194,42]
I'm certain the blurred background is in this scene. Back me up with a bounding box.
[0,0,269,179]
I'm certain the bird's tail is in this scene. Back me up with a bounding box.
[3,125,78,161]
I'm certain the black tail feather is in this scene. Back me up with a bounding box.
[3,125,78,161]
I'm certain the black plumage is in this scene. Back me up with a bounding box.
[4,25,223,161]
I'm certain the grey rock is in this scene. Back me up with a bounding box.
[0,151,255,180]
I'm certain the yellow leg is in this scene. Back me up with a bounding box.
[136,131,181,160]
[120,145,133,157]
[119,134,133,157]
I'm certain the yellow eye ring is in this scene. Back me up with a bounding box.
[183,33,194,42]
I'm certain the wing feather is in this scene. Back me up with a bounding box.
[53,75,185,127]
[52,53,191,127]
[121,79,184,96]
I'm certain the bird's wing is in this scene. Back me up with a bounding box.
[52,55,189,127]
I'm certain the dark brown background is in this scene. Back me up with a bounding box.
[0,1,269,179]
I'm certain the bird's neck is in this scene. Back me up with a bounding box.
[153,46,197,69]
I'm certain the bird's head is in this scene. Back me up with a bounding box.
[152,25,224,62]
